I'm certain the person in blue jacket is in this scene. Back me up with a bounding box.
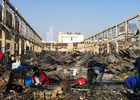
[134,57,140,77]
[124,76,140,94]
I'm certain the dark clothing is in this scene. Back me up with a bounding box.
[125,76,140,91]
[134,57,140,77]
[0,59,3,66]
[5,84,23,93]
[87,69,95,82]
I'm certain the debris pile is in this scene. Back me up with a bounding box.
[0,49,140,99]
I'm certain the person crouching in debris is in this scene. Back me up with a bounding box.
[134,57,140,77]
[92,65,105,88]
[0,49,4,66]
[123,76,140,94]
[31,66,50,86]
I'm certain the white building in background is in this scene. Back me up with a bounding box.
[58,32,84,43]
[46,27,54,42]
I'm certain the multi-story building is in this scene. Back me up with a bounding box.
[58,32,84,43]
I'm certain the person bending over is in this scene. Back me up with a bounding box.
[92,65,105,88]
[124,76,140,94]
[31,66,50,85]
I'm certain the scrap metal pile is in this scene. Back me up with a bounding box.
[0,49,140,100]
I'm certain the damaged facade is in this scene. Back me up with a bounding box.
[0,0,42,60]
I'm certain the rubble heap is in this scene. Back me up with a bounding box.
[0,49,140,100]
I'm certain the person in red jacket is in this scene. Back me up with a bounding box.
[31,66,50,85]
[0,50,4,66]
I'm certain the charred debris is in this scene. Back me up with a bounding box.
[0,49,140,100]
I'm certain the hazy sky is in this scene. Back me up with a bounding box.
[9,0,140,41]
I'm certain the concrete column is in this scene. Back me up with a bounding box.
[93,44,95,55]
[102,32,104,56]
[19,18,22,34]
[85,40,87,49]
[93,36,95,54]
[35,45,37,52]
[11,35,15,60]
[86,40,88,51]
[91,37,94,54]
[107,29,110,54]
[24,40,26,54]
[109,44,111,55]
[24,23,27,37]
[30,42,32,51]
[97,33,99,43]
[15,45,18,54]
[12,10,16,30]
[32,44,34,52]
[2,0,6,24]
[116,24,119,53]
[89,38,91,53]
[116,42,119,53]
[32,43,34,51]
[2,30,6,53]
[19,37,22,55]
[29,27,31,39]
[29,42,31,51]
[102,32,104,42]
[84,40,85,48]
[97,34,100,55]
[125,20,128,39]
[125,20,128,48]
[107,43,110,54]
[39,46,41,52]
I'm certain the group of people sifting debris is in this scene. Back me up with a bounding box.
[31,56,140,93]
[2,50,140,95]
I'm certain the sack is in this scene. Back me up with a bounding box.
[12,60,21,70]
[12,63,18,69]
[16,60,21,66]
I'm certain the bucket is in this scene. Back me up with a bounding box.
[76,77,86,85]
[17,65,23,70]
[25,77,32,86]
